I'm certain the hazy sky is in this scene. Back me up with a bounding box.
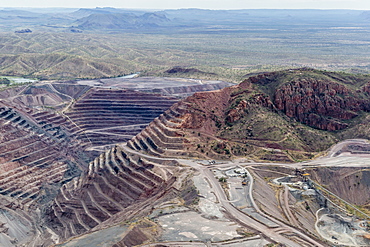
[1,0,370,10]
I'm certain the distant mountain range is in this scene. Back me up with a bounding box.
[0,7,369,33]
[0,7,369,80]
[72,12,170,30]
[0,7,171,32]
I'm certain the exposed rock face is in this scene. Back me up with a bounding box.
[65,88,179,147]
[44,145,179,241]
[273,79,363,130]
[1,69,370,245]
[226,92,273,124]
[245,69,370,130]
[129,68,370,160]
[0,105,88,206]
[0,80,224,245]
[0,102,94,245]
[243,69,370,131]
[127,102,200,158]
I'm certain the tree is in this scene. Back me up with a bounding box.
[0,78,10,85]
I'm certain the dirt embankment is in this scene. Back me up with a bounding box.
[309,167,370,206]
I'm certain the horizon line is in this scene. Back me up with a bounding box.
[0,7,369,11]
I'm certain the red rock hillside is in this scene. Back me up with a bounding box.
[129,68,370,161]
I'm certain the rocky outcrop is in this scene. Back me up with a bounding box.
[273,78,363,130]
[128,68,370,160]
[226,92,273,124]
[244,69,370,131]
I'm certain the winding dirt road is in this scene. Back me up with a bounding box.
[172,158,324,247]
[121,139,370,246]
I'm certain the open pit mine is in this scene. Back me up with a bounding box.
[0,69,369,247]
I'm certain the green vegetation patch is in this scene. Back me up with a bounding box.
[0,77,11,85]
